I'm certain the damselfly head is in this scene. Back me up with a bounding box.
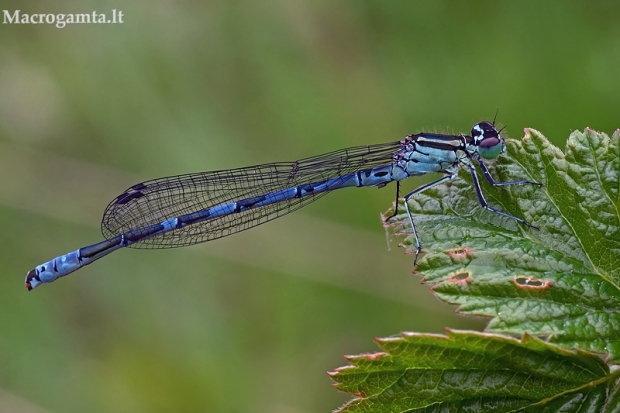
[472,121,505,160]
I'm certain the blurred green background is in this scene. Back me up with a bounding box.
[0,1,618,412]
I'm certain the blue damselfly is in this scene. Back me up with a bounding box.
[26,121,541,290]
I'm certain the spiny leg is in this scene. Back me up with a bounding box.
[475,156,542,187]
[384,181,401,222]
[402,173,457,265]
[466,161,539,229]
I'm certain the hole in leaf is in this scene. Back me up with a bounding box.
[445,247,473,259]
[448,270,471,283]
[513,275,552,290]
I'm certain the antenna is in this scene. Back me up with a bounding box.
[492,108,499,126]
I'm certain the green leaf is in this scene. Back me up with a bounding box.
[330,330,615,413]
[384,128,620,359]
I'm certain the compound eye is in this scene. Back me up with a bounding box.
[478,136,503,159]
[472,121,504,159]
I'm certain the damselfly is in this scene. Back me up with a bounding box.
[26,121,542,290]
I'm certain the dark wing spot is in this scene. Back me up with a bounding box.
[131,183,148,191]
[115,191,145,205]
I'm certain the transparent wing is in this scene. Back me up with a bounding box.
[101,141,402,248]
